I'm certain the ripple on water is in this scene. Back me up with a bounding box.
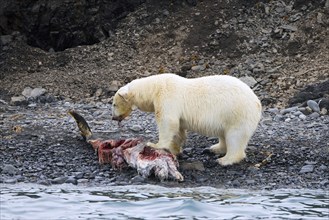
[1,184,328,220]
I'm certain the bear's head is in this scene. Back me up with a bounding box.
[112,85,135,122]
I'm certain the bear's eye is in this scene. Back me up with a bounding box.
[113,103,116,107]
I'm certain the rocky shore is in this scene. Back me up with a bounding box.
[1,0,329,189]
[1,95,328,189]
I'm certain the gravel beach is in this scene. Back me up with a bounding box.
[1,0,328,189]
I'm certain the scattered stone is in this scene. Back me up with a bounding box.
[293,111,302,116]
[309,112,320,119]
[191,65,206,71]
[280,106,298,115]
[239,76,257,88]
[299,164,315,173]
[4,178,17,184]
[267,108,279,114]
[129,124,143,132]
[65,176,78,185]
[246,179,255,184]
[180,161,205,171]
[0,35,13,45]
[109,80,121,92]
[37,179,51,186]
[77,179,89,184]
[307,100,320,112]
[22,87,33,97]
[319,165,327,170]
[51,177,68,184]
[131,175,145,183]
[28,88,47,98]
[299,114,307,120]
[95,88,103,97]
[280,25,297,32]
[2,164,18,175]
[10,96,27,106]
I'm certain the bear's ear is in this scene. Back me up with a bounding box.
[118,86,129,102]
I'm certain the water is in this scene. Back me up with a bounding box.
[1,184,328,220]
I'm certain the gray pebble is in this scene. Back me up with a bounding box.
[309,112,320,119]
[130,124,143,132]
[191,65,206,71]
[299,114,307,120]
[246,179,255,184]
[77,179,89,184]
[2,164,18,175]
[280,106,298,115]
[307,100,320,112]
[293,111,302,116]
[268,108,279,114]
[274,115,284,121]
[37,179,51,186]
[239,76,258,88]
[4,178,17,184]
[10,96,27,106]
[319,165,327,170]
[131,175,145,183]
[299,165,315,173]
[65,176,78,185]
[74,172,84,179]
[51,176,68,184]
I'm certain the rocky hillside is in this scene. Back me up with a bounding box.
[1,0,328,107]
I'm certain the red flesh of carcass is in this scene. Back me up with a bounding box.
[88,138,184,181]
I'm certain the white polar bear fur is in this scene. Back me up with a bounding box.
[112,73,262,166]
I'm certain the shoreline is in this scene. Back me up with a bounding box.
[1,100,328,190]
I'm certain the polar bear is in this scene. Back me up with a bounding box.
[112,73,261,166]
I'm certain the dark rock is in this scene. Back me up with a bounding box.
[319,98,329,110]
[289,80,329,105]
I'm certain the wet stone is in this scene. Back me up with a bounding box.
[2,164,18,175]
[65,176,78,185]
[131,175,145,183]
[37,179,51,186]
[4,178,17,184]
[51,177,68,184]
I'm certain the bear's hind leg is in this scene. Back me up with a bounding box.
[209,137,226,155]
[217,129,249,166]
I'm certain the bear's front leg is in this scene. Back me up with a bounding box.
[148,114,182,155]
